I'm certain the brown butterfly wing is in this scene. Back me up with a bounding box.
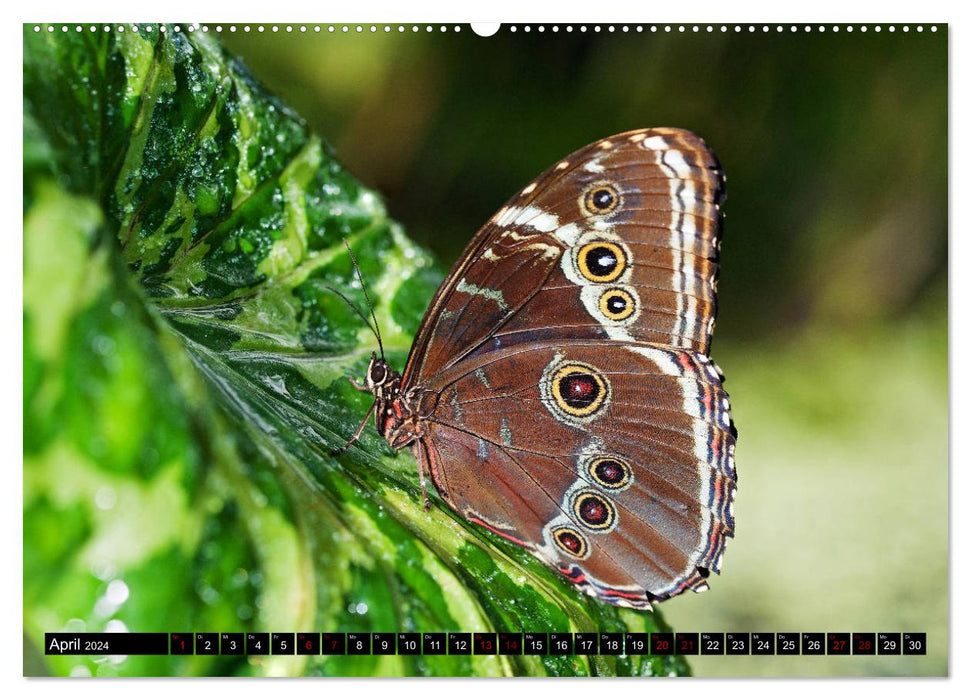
[402,127,725,388]
[402,128,734,607]
[418,340,735,608]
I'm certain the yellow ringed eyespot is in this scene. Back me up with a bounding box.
[550,362,610,418]
[552,525,589,558]
[581,183,621,215]
[576,241,626,283]
[586,456,633,491]
[571,491,617,531]
[598,288,636,321]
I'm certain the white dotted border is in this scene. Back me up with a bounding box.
[30,24,464,34]
[31,23,941,35]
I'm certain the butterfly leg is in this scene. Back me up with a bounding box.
[419,468,431,512]
[347,375,369,391]
[415,443,432,511]
[331,401,376,456]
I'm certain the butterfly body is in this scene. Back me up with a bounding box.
[351,128,736,610]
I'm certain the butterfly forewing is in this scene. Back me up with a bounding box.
[402,128,726,389]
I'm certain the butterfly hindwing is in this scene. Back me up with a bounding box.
[419,339,735,608]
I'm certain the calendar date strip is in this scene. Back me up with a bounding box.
[45,631,927,656]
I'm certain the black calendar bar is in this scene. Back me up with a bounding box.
[44,631,927,656]
[45,633,169,655]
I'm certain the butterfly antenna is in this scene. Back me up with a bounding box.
[323,285,380,342]
[342,239,385,360]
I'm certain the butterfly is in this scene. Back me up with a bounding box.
[338,128,736,609]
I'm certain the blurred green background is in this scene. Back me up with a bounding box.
[218,25,948,676]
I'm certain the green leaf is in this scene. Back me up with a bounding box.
[23,25,687,677]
